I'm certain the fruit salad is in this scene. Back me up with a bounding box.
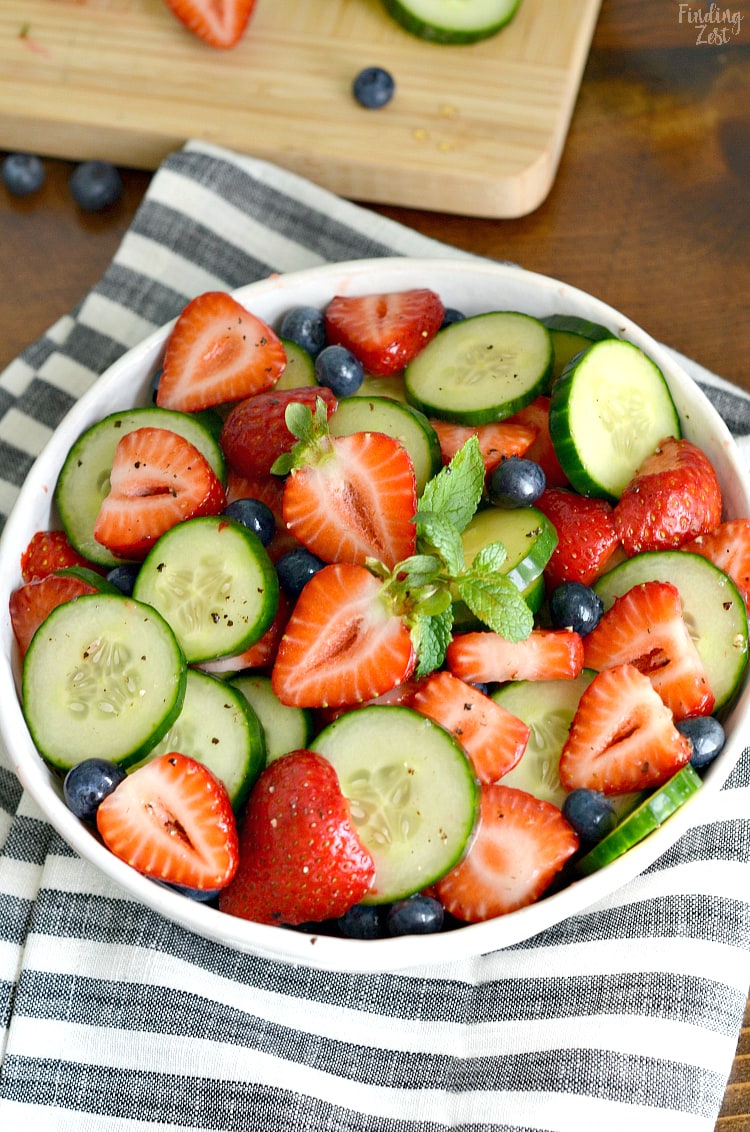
[8,283,750,943]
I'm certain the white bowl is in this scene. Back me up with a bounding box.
[2,257,749,973]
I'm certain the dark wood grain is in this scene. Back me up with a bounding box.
[1,0,749,1124]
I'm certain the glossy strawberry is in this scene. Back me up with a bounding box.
[430,418,537,476]
[536,488,619,588]
[446,628,584,684]
[558,663,693,795]
[94,427,226,559]
[219,749,375,925]
[506,397,569,488]
[582,580,714,720]
[96,752,240,889]
[10,574,99,657]
[434,784,578,921]
[613,436,723,555]
[682,519,750,608]
[277,398,417,570]
[156,291,286,412]
[221,386,337,479]
[411,671,530,784]
[324,289,445,376]
[162,0,257,48]
[20,529,101,583]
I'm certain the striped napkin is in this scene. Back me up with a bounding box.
[2,140,750,1132]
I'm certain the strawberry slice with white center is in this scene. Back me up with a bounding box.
[430,418,538,476]
[682,518,750,608]
[411,670,530,784]
[271,562,416,708]
[276,397,417,570]
[558,663,693,795]
[94,426,226,559]
[582,580,715,720]
[10,574,100,657]
[324,288,445,376]
[162,0,257,49]
[446,628,584,684]
[435,784,579,921]
[156,291,286,412]
[96,752,239,890]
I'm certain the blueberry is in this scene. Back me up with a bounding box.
[338,904,385,940]
[63,758,127,821]
[279,306,327,358]
[106,563,140,595]
[69,160,123,211]
[352,66,396,109]
[386,894,445,936]
[562,788,617,844]
[276,547,326,599]
[677,715,726,770]
[488,456,546,508]
[549,581,604,636]
[2,153,45,196]
[441,307,466,328]
[314,344,364,398]
[224,498,276,546]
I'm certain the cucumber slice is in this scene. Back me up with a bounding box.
[22,593,186,772]
[404,312,552,425]
[594,551,749,712]
[358,374,409,404]
[55,407,227,567]
[549,339,681,501]
[382,0,522,44]
[134,668,266,810]
[229,672,314,765]
[275,339,317,389]
[541,314,614,382]
[132,516,279,665]
[311,705,479,903]
[461,505,558,592]
[575,765,703,876]
[328,395,442,493]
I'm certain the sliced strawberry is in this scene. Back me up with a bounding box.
[411,671,530,783]
[96,752,239,890]
[324,289,445,376]
[156,291,286,412]
[582,580,714,720]
[613,436,723,556]
[221,386,338,479]
[558,663,693,795]
[430,418,537,476]
[271,562,416,708]
[280,402,417,570]
[682,519,750,608]
[162,0,257,48]
[93,427,226,559]
[10,574,99,657]
[219,749,375,925]
[198,591,291,673]
[446,628,584,684]
[314,676,429,728]
[20,529,103,583]
[434,784,578,921]
[536,488,619,588]
[506,397,569,488]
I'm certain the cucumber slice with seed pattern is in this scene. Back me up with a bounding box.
[312,705,479,903]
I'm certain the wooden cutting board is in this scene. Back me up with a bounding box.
[0,0,601,218]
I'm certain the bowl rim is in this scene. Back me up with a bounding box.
[2,255,749,973]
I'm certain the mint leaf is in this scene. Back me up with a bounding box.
[414,511,465,576]
[471,540,508,573]
[418,436,485,533]
[393,554,444,588]
[411,607,454,677]
[455,572,533,641]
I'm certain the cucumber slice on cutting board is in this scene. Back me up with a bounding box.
[55,406,226,568]
[549,338,680,501]
[594,551,749,712]
[22,593,186,771]
[328,395,442,493]
[133,668,266,810]
[575,765,703,876]
[132,516,279,665]
[382,0,522,44]
[404,311,552,425]
[311,705,479,903]
[229,672,314,766]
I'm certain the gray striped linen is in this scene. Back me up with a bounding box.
[1,140,750,1132]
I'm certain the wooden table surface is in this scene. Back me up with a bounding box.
[1,0,749,1123]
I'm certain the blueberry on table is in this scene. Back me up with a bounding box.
[488,456,546,508]
[2,153,45,196]
[63,758,127,822]
[276,546,326,599]
[562,788,617,844]
[549,581,604,637]
[352,66,396,109]
[279,305,327,358]
[677,715,726,770]
[314,344,365,398]
[387,894,445,936]
[69,160,123,211]
[224,497,276,546]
